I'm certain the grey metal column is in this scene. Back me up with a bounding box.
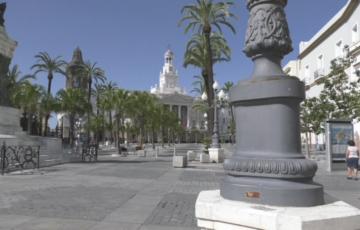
[211,89,220,148]
[220,0,324,207]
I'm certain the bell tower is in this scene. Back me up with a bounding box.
[158,49,182,94]
[66,47,86,90]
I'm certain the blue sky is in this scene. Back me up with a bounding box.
[6,0,347,97]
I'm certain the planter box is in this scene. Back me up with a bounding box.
[200,153,210,163]
[208,148,225,163]
[137,150,146,157]
[187,150,196,161]
[173,155,187,168]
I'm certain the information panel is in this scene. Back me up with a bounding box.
[327,121,353,161]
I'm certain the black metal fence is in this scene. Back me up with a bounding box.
[0,142,40,175]
[81,144,98,162]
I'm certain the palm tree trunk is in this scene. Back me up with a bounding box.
[108,111,113,142]
[69,114,75,147]
[27,112,32,135]
[44,114,50,136]
[47,74,53,95]
[39,114,43,136]
[152,129,155,150]
[44,73,53,136]
[204,24,215,138]
[115,116,120,149]
[87,79,92,144]
[202,70,214,137]
[121,116,125,144]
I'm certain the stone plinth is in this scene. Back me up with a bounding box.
[0,106,24,135]
[196,190,360,230]
[208,148,224,163]
[173,155,187,168]
[187,150,196,161]
[137,150,146,157]
[0,24,18,106]
[200,153,210,163]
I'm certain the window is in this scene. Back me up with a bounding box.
[335,40,343,57]
[317,55,324,69]
[304,65,310,84]
[352,24,359,43]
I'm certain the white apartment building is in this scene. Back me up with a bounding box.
[284,0,360,146]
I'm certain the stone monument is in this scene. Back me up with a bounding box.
[0,2,21,137]
[0,2,17,106]
[195,0,360,229]
[0,3,63,167]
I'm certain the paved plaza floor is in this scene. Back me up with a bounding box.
[0,151,359,230]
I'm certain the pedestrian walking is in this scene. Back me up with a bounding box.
[346,140,359,180]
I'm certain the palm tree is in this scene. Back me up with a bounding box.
[88,114,106,145]
[81,61,106,142]
[32,52,66,135]
[3,65,35,106]
[38,93,57,136]
[184,32,232,135]
[12,84,44,134]
[100,81,117,142]
[191,75,205,95]
[127,91,157,148]
[113,88,130,147]
[179,0,236,106]
[222,81,233,93]
[184,32,231,70]
[56,88,90,146]
[81,61,106,106]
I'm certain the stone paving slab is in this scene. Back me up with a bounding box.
[0,152,359,229]
[0,215,35,230]
[11,217,97,230]
[144,193,197,227]
[0,185,136,221]
[89,221,141,230]
[140,225,198,230]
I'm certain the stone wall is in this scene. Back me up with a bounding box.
[0,136,64,168]
[0,106,65,168]
[0,106,23,135]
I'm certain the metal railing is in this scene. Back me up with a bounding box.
[1,142,40,175]
[81,144,98,162]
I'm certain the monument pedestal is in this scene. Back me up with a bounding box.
[196,190,360,230]
[0,106,25,136]
[208,148,224,163]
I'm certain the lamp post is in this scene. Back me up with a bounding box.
[202,82,226,163]
[219,0,324,207]
[195,1,360,229]
[211,81,221,148]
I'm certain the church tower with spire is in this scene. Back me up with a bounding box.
[66,47,87,90]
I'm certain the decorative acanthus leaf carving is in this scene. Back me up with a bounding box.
[244,5,292,58]
[224,158,318,179]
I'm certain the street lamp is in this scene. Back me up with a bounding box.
[203,112,208,131]
[211,81,225,149]
[201,82,226,163]
[201,92,208,101]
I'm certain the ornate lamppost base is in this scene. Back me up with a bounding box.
[220,176,324,207]
[221,76,325,207]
